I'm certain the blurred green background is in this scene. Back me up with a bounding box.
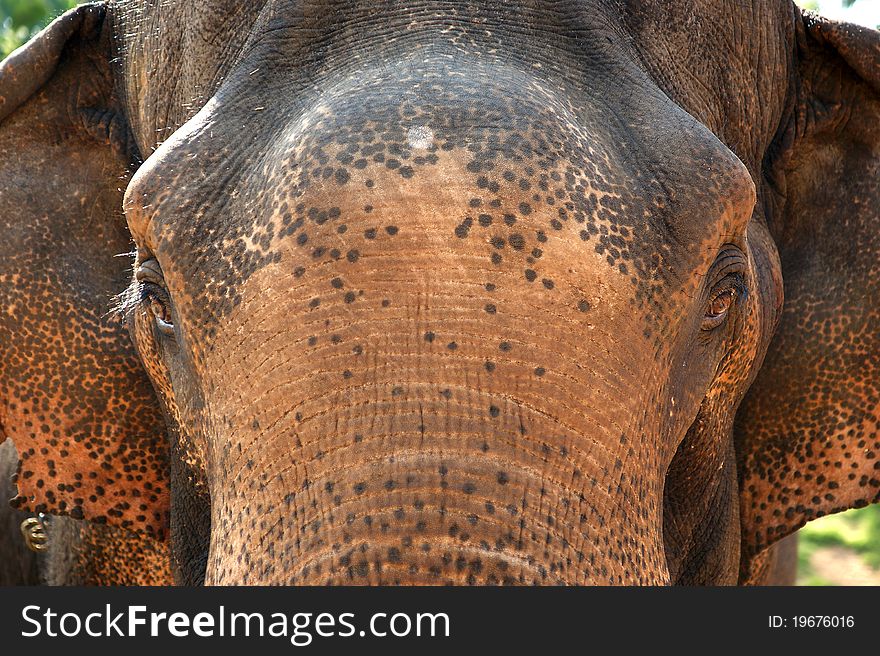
[797,505,880,585]
[1,0,877,587]
[1,0,78,58]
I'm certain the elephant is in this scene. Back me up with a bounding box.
[0,0,876,586]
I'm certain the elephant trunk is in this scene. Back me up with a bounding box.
[196,261,668,584]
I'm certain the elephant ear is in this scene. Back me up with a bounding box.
[735,12,880,580]
[0,4,169,538]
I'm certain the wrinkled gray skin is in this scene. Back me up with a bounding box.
[1,0,877,586]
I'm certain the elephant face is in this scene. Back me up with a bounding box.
[2,0,877,585]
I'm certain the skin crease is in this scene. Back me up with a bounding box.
[0,0,876,585]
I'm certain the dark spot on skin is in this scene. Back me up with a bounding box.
[424,331,435,343]
[485,304,497,314]
[508,233,525,250]
[534,367,546,377]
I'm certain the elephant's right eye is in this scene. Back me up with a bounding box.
[135,259,174,337]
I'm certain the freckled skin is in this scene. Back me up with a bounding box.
[1,1,878,586]
[0,6,172,583]
[743,533,798,586]
[734,14,880,577]
[1,441,172,585]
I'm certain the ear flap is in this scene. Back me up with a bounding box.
[735,12,880,579]
[0,4,169,538]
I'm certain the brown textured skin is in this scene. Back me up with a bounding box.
[39,515,172,586]
[743,533,798,586]
[734,15,880,579]
[1,1,877,586]
[1,441,172,585]
[0,5,173,583]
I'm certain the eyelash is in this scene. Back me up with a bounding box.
[137,280,165,305]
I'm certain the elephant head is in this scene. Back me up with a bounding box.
[2,1,877,586]
[0,4,171,582]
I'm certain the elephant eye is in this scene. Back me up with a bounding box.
[145,290,174,334]
[701,247,748,332]
[135,259,175,336]
[702,288,736,330]
[701,274,746,331]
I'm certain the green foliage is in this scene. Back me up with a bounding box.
[0,0,79,59]
[798,504,880,585]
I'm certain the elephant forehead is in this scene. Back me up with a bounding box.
[128,54,754,346]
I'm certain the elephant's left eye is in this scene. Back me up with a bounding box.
[135,259,174,336]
